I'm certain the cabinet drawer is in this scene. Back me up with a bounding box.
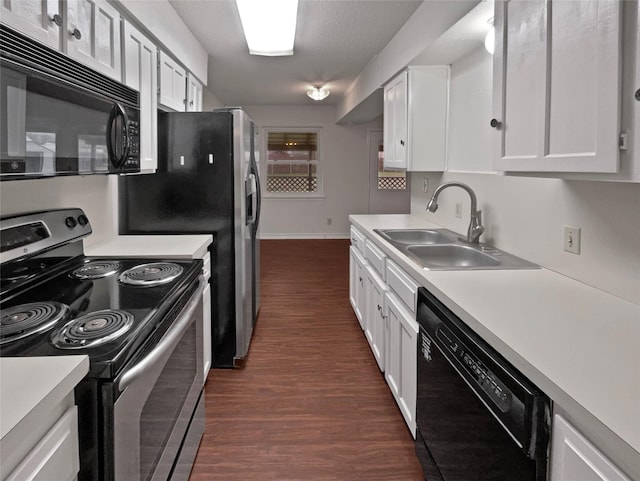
[350,226,366,255]
[386,260,419,315]
[6,406,80,481]
[364,239,386,281]
[202,252,211,283]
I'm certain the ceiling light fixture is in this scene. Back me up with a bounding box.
[484,17,495,55]
[236,0,298,56]
[307,86,330,101]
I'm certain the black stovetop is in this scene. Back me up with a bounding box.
[0,254,202,379]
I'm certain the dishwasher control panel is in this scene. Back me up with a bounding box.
[436,325,512,412]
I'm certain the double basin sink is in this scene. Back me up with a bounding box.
[374,228,539,270]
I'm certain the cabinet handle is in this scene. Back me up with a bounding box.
[635,89,640,102]
[490,118,502,129]
[50,14,62,26]
[70,28,82,40]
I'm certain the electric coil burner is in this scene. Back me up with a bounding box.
[119,262,184,286]
[51,309,134,348]
[0,301,69,345]
[0,209,206,481]
[72,261,121,279]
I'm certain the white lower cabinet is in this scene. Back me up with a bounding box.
[349,225,419,437]
[349,246,367,329]
[364,265,387,372]
[202,282,212,382]
[384,291,418,438]
[6,406,80,481]
[551,414,632,481]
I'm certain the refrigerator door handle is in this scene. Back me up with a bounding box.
[247,174,257,224]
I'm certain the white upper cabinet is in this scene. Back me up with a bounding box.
[492,0,622,173]
[159,51,187,112]
[187,72,203,112]
[635,3,640,174]
[384,71,408,170]
[383,66,449,172]
[123,21,158,173]
[0,0,61,49]
[65,0,122,81]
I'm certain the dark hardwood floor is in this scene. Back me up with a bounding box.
[189,239,424,481]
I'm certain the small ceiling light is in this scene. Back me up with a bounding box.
[484,17,495,55]
[307,86,331,101]
[236,0,298,56]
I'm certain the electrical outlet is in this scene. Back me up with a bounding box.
[455,202,463,219]
[564,226,581,255]
[327,218,332,226]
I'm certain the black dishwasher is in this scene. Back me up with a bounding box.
[415,287,550,481]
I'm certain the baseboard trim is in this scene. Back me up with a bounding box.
[260,233,350,240]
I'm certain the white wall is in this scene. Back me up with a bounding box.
[203,85,224,111]
[0,175,118,246]
[244,105,383,238]
[410,47,640,305]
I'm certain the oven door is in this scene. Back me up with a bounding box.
[113,278,204,481]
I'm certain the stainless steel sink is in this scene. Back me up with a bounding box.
[406,244,501,269]
[373,228,539,270]
[374,228,457,245]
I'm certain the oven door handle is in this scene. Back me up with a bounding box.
[118,279,204,391]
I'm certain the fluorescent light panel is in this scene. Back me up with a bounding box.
[236,0,298,56]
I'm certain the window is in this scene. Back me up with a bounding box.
[263,128,322,196]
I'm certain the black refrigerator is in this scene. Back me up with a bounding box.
[119,108,261,368]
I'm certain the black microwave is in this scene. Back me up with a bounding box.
[0,25,140,180]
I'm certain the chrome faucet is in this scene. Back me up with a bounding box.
[426,182,485,244]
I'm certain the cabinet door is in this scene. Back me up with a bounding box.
[349,246,366,329]
[385,291,418,437]
[159,52,186,112]
[123,21,158,173]
[493,0,621,173]
[202,283,211,383]
[364,265,386,371]
[5,407,80,481]
[65,0,122,81]
[407,66,449,172]
[187,73,203,112]
[635,4,640,174]
[383,72,408,170]
[0,0,61,49]
[550,414,632,481]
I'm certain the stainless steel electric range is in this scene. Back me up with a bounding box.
[0,208,206,481]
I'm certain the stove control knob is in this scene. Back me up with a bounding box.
[77,215,88,227]
[65,216,77,228]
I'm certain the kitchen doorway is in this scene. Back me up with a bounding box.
[368,129,411,214]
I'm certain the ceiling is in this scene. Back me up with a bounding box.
[168,0,424,106]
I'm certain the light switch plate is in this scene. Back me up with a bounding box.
[564,226,581,255]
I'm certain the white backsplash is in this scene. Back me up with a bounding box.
[0,175,118,246]
[411,172,640,305]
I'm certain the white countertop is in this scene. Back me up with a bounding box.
[350,214,640,478]
[0,356,89,440]
[85,234,213,259]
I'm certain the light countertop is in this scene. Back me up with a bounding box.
[350,214,640,479]
[0,356,89,440]
[85,234,213,259]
